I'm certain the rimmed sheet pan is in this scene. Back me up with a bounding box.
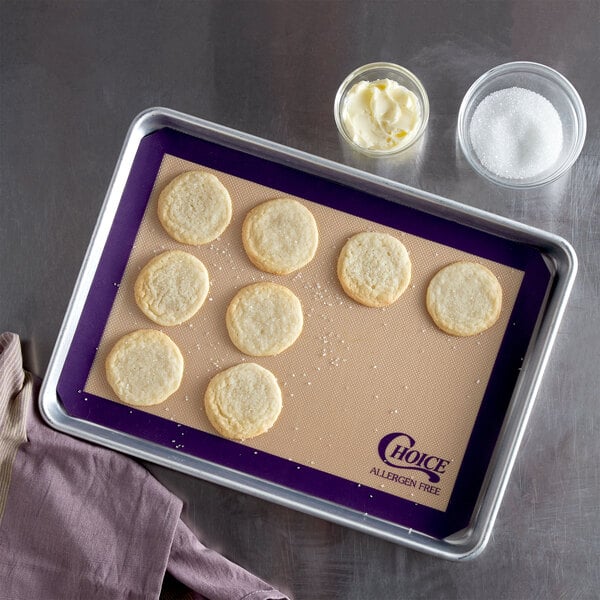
[40,108,577,559]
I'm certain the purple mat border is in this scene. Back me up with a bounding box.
[57,128,551,539]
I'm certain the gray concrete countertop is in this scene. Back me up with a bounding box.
[1,2,598,598]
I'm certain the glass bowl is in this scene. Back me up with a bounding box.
[334,62,429,157]
[457,61,586,189]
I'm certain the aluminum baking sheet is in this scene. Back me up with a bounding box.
[40,107,577,559]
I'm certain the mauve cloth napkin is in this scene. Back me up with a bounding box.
[0,332,289,600]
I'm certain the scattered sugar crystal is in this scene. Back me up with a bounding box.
[469,87,563,179]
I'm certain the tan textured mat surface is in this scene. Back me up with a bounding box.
[85,154,524,511]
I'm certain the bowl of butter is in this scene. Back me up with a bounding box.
[334,62,429,157]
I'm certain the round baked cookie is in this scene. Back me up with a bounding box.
[242,198,319,274]
[204,362,282,440]
[426,261,503,336]
[337,231,411,307]
[134,250,209,326]
[226,282,303,356]
[105,329,184,406]
[157,170,232,245]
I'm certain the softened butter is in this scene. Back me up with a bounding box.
[341,78,422,151]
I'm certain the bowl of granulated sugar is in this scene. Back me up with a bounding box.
[457,61,586,188]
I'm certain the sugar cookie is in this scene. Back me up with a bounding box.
[105,329,184,406]
[426,261,502,336]
[204,362,282,440]
[226,282,303,356]
[158,170,232,245]
[134,250,209,326]
[242,198,318,274]
[337,231,411,307]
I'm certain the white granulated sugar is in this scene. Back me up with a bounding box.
[469,87,563,179]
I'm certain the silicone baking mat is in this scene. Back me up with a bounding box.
[57,128,551,538]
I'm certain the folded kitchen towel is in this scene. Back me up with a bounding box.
[0,332,289,600]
